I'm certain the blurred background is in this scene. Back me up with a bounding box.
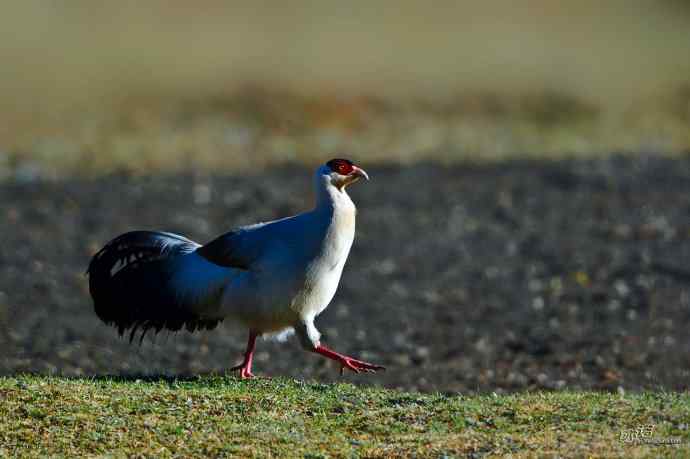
[1,1,690,392]
[1,0,689,177]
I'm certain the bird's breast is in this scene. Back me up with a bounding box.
[288,207,356,318]
[221,202,356,327]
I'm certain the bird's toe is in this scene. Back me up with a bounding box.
[239,369,255,379]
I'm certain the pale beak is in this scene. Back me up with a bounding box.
[352,166,369,181]
[337,166,369,190]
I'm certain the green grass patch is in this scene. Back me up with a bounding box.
[0,375,688,457]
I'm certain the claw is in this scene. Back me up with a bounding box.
[229,362,255,379]
[313,344,385,376]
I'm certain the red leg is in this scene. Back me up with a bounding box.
[313,344,385,375]
[230,330,258,379]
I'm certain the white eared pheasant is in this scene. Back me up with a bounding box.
[87,159,384,378]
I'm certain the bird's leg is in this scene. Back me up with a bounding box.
[295,321,384,375]
[230,330,258,379]
[313,344,385,374]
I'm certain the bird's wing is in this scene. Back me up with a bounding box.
[195,219,292,269]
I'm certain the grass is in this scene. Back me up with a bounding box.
[0,375,688,458]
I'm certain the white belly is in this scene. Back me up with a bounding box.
[289,255,348,320]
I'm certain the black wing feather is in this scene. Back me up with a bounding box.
[87,231,223,342]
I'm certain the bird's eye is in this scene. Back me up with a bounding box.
[328,159,354,175]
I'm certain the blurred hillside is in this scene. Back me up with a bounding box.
[1,1,689,177]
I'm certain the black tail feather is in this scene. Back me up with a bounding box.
[87,231,223,342]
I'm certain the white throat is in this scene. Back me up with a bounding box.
[314,171,356,213]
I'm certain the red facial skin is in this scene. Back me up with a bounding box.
[327,159,355,175]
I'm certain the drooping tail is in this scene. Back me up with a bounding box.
[87,231,224,342]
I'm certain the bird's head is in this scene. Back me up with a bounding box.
[317,158,369,191]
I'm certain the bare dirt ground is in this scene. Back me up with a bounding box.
[2,156,689,393]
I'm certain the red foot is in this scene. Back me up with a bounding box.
[230,362,255,379]
[314,345,385,375]
[231,331,258,379]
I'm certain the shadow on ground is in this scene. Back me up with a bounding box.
[2,156,689,393]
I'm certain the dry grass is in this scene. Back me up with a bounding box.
[0,2,689,178]
[1,85,689,180]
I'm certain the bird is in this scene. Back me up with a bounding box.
[87,158,384,378]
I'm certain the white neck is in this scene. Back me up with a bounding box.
[314,174,354,212]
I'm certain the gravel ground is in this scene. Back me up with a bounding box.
[2,156,690,393]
